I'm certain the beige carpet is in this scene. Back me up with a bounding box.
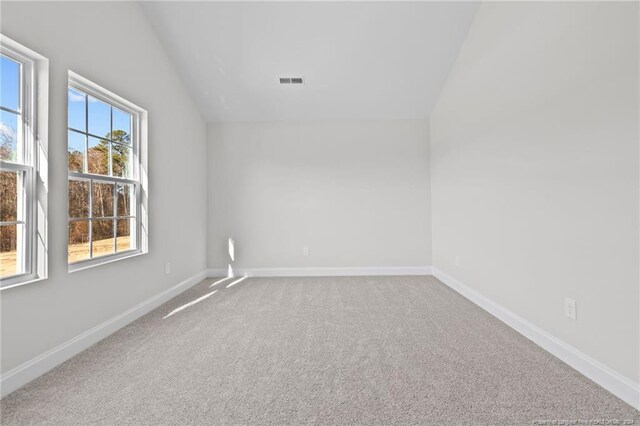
[1,275,638,425]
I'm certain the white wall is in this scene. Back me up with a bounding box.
[430,1,639,383]
[0,2,208,373]
[208,120,431,271]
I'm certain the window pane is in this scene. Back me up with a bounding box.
[116,183,133,217]
[112,143,131,178]
[92,219,114,257]
[87,136,109,175]
[1,224,24,278]
[68,130,86,172]
[92,181,114,218]
[0,171,18,222]
[116,218,134,252]
[112,108,131,144]
[0,55,20,111]
[68,179,89,218]
[88,96,110,138]
[0,109,19,161]
[68,220,89,263]
[68,87,86,132]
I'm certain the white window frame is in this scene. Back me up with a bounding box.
[67,72,148,272]
[0,35,48,290]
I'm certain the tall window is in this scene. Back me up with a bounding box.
[0,36,48,289]
[67,73,147,270]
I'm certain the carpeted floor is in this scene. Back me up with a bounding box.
[1,275,638,425]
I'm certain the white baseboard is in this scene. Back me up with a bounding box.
[431,267,640,410]
[0,270,208,398]
[207,266,432,278]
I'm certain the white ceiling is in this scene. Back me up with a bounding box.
[142,2,479,123]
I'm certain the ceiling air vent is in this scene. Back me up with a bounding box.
[279,76,304,85]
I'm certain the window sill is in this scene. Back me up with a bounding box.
[0,274,47,291]
[68,250,147,273]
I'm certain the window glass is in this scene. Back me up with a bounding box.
[68,180,89,218]
[112,144,131,178]
[112,108,131,143]
[68,221,90,263]
[0,224,23,278]
[116,183,133,217]
[68,87,86,132]
[91,181,114,218]
[87,136,109,175]
[91,219,114,258]
[88,95,110,138]
[116,219,133,253]
[0,109,19,161]
[0,56,20,111]
[0,171,18,222]
[68,130,85,172]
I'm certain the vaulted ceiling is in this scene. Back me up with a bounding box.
[142,2,479,123]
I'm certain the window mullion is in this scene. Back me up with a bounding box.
[0,105,20,115]
[0,221,26,226]
[84,92,88,174]
[88,179,93,259]
[108,100,113,177]
[108,142,113,177]
[113,181,117,253]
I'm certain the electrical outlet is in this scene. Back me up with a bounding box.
[303,247,310,256]
[564,297,576,320]
[165,262,171,275]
